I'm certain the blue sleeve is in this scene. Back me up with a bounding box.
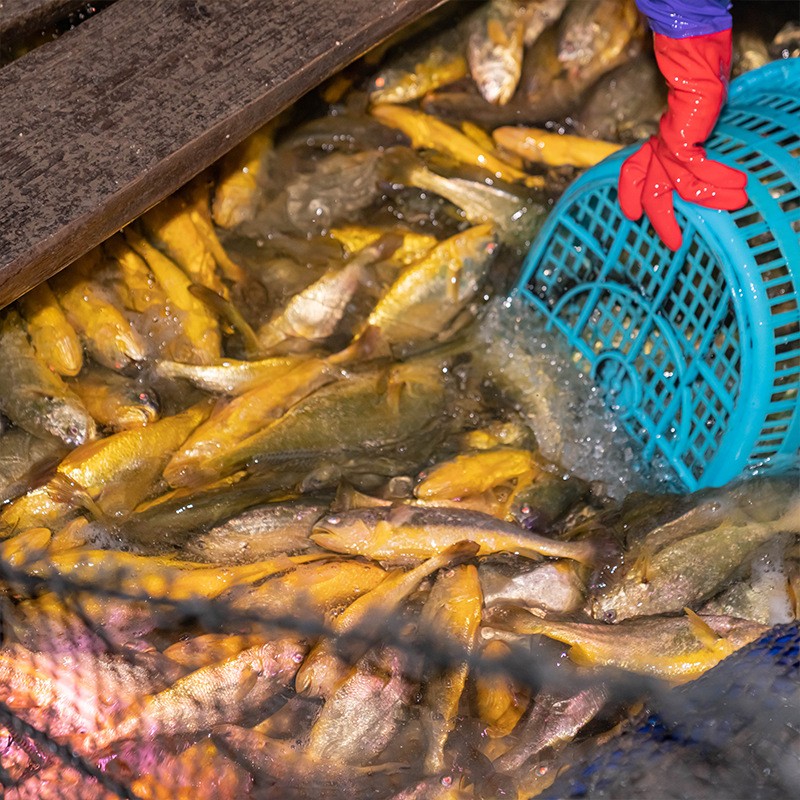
[635,0,732,38]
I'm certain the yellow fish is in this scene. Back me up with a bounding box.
[493,126,622,168]
[17,283,83,377]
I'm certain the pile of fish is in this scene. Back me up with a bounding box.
[0,1,798,798]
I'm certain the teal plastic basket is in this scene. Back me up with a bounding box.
[514,59,800,490]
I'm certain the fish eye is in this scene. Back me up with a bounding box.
[325,516,341,525]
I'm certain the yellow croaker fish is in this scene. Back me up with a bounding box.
[358,223,498,349]
[141,193,228,297]
[493,126,622,168]
[130,740,249,800]
[125,227,222,363]
[154,353,311,395]
[84,637,307,752]
[0,527,51,567]
[369,31,468,104]
[17,283,83,377]
[0,310,96,447]
[312,505,597,566]
[257,236,398,354]
[468,0,525,106]
[54,401,211,518]
[224,559,387,621]
[163,632,271,672]
[419,564,483,773]
[183,178,247,282]
[330,225,438,267]
[104,233,170,315]
[473,639,528,736]
[557,0,643,85]
[382,148,533,236]
[182,356,454,486]
[163,358,339,488]
[69,364,160,431]
[48,251,147,371]
[415,448,539,500]
[306,650,414,765]
[370,104,543,187]
[213,725,400,795]
[0,484,76,534]
[483,606,768,683]
[0,643,174,739]
[212,121,275,229]
[29,549,322,602]
[295,540,480,698]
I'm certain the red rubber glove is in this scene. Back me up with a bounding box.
[618,29,748,250]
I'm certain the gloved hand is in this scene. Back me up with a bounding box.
[618,28,748,250]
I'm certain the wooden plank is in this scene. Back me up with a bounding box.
[0,0,107,40]
[0,0,448,308]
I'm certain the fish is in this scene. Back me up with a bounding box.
[472,640,529,736]
[162,632,272,672]
[84,638,306,752]
[770,19,800,60]
[48,252,147,371]
[125,227,222,364]
[141,193,228,297]
[0,310,96,447]
[492,126,622,168]
[359,224,498,350]
[163,358,339,488]
[69,365,160,431]
[419,564,484,773]
[591,494,800,622]
[479,559,585,613]
[331,225,438,267]
[268,149,386,232]
[557,0,643,85]
[182,500,326,564]
[0,428,67,505]
[369,27,468,104]
[129,740,251,800]
[380,148,538,240]
[17,282,83,377]
[188,283,262,358]
[212,120,276,229]
[120,471,300,545]
[212,725,405,797]
[312,505,598,566]
[732,28,771,78]
[296,540,479,698]
[54,401,211,518]
[0,526,51,567]
[483,606,768,682]
[0,643,175,738]
[543,622,800,800]
[28,548,321,602]
[153,353,311,395]
[415,447,539,500]
[104,233,170,315]
[224,559,388,625]
[370,104,541,186]
[493,685,608,774]
[190,356,458,485]
[257,238,395,353]
[306,650,415,765]
[468,0,525,106]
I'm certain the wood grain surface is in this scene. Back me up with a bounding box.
[0,0,448,308]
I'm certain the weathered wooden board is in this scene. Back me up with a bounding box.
[0,0,448,308]
[0,0,102,40]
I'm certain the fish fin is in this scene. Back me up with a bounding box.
[47,474,111,525]
[328,325,391,366]
[234,667,261,703]
[683,608,721,651]
[630,548,653,585]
